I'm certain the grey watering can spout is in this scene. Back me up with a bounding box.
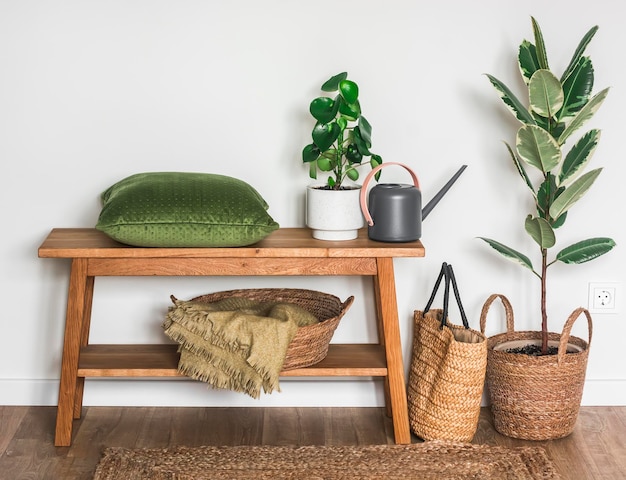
[421,165,467,220]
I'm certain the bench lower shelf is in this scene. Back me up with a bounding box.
[77,343,388,378]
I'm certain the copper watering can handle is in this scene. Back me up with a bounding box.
[359,162,420,227]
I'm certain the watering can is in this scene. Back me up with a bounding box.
[359,162,467,242]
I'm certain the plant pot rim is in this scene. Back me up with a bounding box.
[492,338,584,354]
[307,183,362,191]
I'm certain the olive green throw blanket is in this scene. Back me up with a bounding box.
[163,297,318,398]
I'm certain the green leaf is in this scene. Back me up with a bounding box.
[504,141,534,193]
[345,144,363,164]
[516,124,561,173]
[478,237,535,272]
[518,40,540,84]
[485,74,536,125]
[359,116,372,147]
[302,143,320,163]
[531,17,549,70]
[317,157,332,171]
[549,168,602,219]
[558,56,594,120]
[353,127,371,156]
[321,72,348,92]
[529,70,564,118]
[559,129,600,185]
[338,97,361,121]
[561,25,598,83]
[525,215,556,248]
[537,174,563,220]
[346,167,359,181]
[371,155,383,180]
[312,122,340,151]
[339,80,359,104]
[558,87,609,145]
[309,159,317,179]
[309,97,339,124]
[556,237,616,264]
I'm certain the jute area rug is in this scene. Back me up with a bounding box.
[92,440,561,480]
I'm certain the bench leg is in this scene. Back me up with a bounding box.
[73,275,94,419]
[374,257,411,444]
[55,259,90,447]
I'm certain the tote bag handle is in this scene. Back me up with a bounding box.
[424,262,469,330]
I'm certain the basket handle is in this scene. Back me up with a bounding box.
[340,296,356,317]
[479,293,515,335]
[558,307,593,365]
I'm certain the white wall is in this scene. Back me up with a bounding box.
[1,0,624,408]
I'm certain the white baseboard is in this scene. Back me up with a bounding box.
[1,378,624,407]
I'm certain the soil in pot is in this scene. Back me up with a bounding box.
[505,344,559,356]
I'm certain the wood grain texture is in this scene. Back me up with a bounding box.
[1,407,624,479]
[374,258,411,444]
[38,227,424,447]
[38,228,425,259]
[76,344,388,377]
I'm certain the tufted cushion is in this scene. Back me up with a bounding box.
[95,172,279,247]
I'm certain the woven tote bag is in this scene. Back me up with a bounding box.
[407,263,487,442]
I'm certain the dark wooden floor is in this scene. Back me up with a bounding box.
[0,406,624,479]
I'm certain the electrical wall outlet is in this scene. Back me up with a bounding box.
[588,282,620,314]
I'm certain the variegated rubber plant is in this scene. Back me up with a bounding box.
[302,72,383,189]
[479,17,616,354]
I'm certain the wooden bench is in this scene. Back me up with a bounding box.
[38,227,425,446]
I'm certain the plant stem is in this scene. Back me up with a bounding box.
[335,130,344,189]
[541,247,549,354]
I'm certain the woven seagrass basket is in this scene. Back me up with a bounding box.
[480,294,592,440]
[191,288,354,371]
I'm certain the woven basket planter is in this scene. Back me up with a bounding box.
[192,288,353,371]
[480,294,593,441]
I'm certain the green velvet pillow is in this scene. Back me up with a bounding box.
[95,172,279,247]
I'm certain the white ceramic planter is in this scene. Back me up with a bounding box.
[306,185,364,241]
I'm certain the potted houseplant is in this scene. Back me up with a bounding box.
[302,72,383,240]
[478,17,616,440]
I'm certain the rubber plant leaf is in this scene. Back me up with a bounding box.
[556,237,616,264]
[560,25,598,83]
[312,122,341,151]
[536,175,567,228]
[559,129,600,186]
[485,74,537,125]
[525,215,556,249]
[504,141,535,193]
[339,80,359,104]
[529,70,564,118]
[302,143,320,163]
[558,56,594,120]
[558,87,609,145]
[516,124,561,173]
[531,17,549,70]
[478,237,535,272]
[518,40,540,84]
[549,168,602,219]
[309,97,339,124]
[321,72,348,92]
